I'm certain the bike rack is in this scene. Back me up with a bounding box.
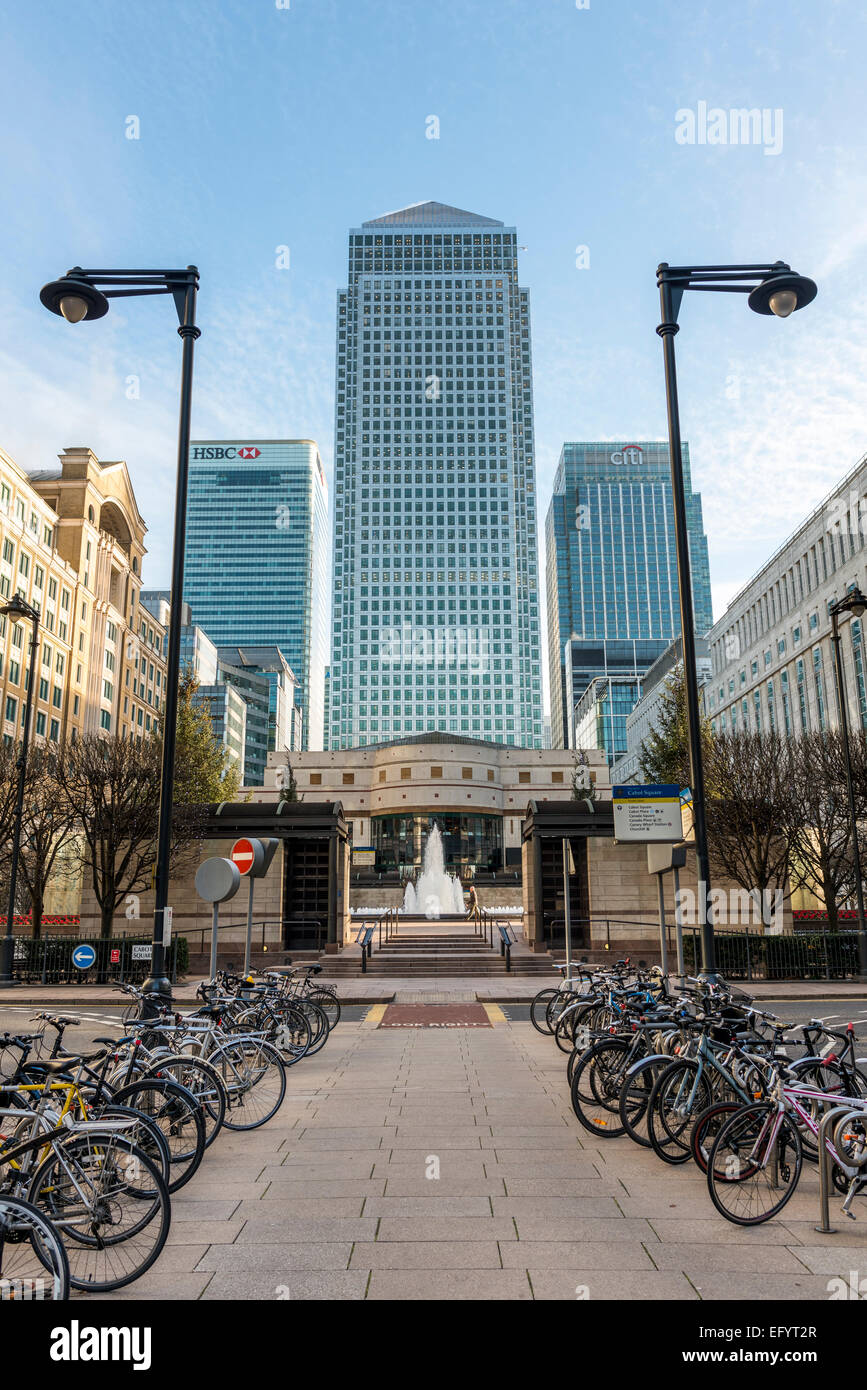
[815,1099,867,1234]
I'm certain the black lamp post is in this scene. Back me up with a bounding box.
[829,587,867,978]
[40,266,201,1008]
[0,596,40,987]
[657,261,817,983]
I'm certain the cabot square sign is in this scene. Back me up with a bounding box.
[612,784,683,842]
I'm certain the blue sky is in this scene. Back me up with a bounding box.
[1,0,866,708]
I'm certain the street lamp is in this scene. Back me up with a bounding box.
[657,261,818,983]
[0,596,40,987]
[829,587,867,978]
[40,265,201,1009]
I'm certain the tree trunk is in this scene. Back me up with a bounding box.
[31,888,43,940]
[822,872,839,932]
[100,901,115,940]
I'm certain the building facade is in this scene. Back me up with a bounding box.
[0,446,166,749]
[264,735,609,873]
[546,441,713,751]
[329,201,544,751]
[182,439,328,750]
[706,451,867,739]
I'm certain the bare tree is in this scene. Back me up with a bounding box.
[705,730,794,928]
[16,744,77,937]
[783,731,857,931]
[55,734,163,939]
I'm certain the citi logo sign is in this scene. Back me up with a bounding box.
[191,446,261,460]
[610,444,643,466]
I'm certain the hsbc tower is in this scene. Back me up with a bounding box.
[183,439,329,750]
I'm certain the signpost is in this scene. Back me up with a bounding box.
[71,943,96,972]
[195,857,242,980]
[352,847,376,868]
[231,838,279,974]
[562,838,576,981]
[647,843,689,985]
[613,785,683,843]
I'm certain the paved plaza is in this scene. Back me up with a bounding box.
[76,1007,867,1302]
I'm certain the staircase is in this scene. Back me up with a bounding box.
[323,923,553,978]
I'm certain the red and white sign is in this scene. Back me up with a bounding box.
[110,948,120,963]
[231,838,257,875]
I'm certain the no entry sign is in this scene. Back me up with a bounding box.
[231,838,260,875]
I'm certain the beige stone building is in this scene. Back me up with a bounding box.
[0,445,166,749]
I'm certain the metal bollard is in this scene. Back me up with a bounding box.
[815,1103,863,1234]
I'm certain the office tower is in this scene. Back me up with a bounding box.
[329,201,543,749]
[182,440,328,749]
[546,441,712,755]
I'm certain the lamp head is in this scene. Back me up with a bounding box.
[748,270,817,317]
[39,270,109,323]
[0,595,38,622]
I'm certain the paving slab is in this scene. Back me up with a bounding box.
[366,1270,532,1300]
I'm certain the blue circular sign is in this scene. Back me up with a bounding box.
[72,943,96,971]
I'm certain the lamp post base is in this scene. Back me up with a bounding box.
[139,972,173,1017]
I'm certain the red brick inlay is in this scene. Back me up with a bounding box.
[378,1003,491,1029]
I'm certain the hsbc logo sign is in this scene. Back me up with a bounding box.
[610,444,644,466]
[191,445,262,460]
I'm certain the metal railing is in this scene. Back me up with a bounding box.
[8,934,182,986]
[182,917,325,960]
[682,926,860,981]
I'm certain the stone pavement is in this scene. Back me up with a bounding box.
[79,1010,867,1302]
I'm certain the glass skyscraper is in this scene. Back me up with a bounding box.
[183,440,329,749]
[330,201,543,749]
[546,440,713,753]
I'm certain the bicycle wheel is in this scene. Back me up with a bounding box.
[293,1000,329,1055]
[95,1103,172,1191]
[690,1101,743,1176]
[530,988,559,1034]
[707,1102,803,1225]
[618,1056,663,1148]
[307,989,340,1029]
[209,1038,287,1130]
[28,1132,171,1292]
[110,1078,206,1193]
[143,1055,227,1149]
[570,1038,631,1136]
[0,1195,69,1301]
[647,1059,713,1165]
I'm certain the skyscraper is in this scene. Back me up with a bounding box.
[329,201,543,749]
[182,439,328,749]
[546,441,712,754]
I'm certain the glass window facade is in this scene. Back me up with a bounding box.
[546,441,713,749]
[182,440,329,749]
[371,811,502,871]
[329,202,543,751]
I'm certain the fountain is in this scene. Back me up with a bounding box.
[401,824,467,919]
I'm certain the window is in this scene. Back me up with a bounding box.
[378,770,386,782]
[309,773,322,785]
[400,767,411,779]
[487,769,495,781]
[342,773,354,785]
[100,710,111,731]
[5,697,16,723]
[430,766,442,777]
[552,771,564,783]
[518,771,531,784]
[35,712,46,736]
[461,767,473,779]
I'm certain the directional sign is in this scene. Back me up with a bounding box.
[613,784,683,843]
[71,943,96,971]
[231,838,261,876]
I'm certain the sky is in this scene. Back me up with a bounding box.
[1,0,865,712]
